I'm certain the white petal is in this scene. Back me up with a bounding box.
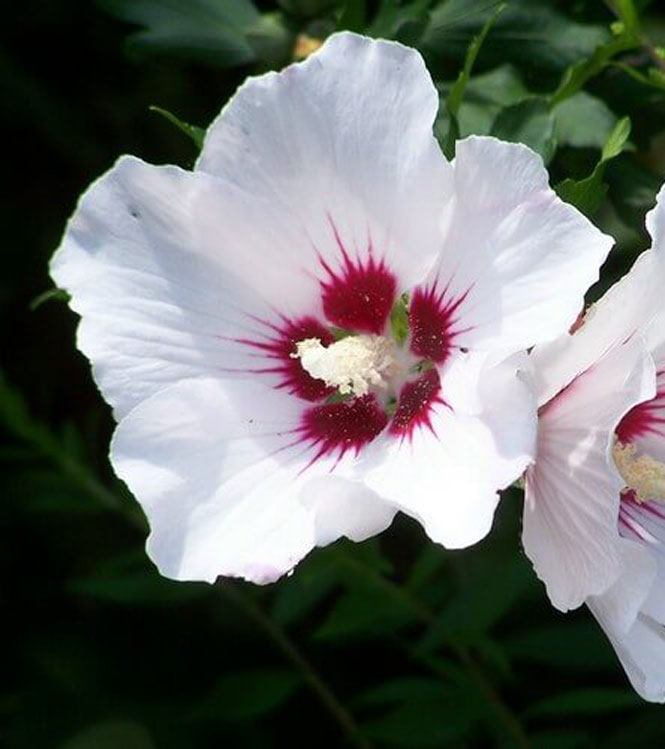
[523,335,656,611]
[646,182,665,257]
[426,136,613,354]
[601,614,665,702]
[646,309,665,366]
[51,157,327,419]
[196,31,452,292]
[587,538,656,636]
[360,352,536,548]
[531,250,664,406]
[300,476,397,546]
[589,546,665,703]
[110,377,395,584]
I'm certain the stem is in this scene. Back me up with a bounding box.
[643,39,665,73]
[336,553,530,749]
[219,582,372,749]
[453,645,530,749]
[603,0,665,73]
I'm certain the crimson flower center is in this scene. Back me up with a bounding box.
[240,238,467,464]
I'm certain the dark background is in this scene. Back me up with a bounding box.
[3,1,665,747]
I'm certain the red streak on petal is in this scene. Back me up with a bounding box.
[298,395,388,465]
[390,369,446,442]
[618,504,652,542]
[568,306,587,334]
[236,316,335,402]
[409,283,472,364]
[319,222,397,334]
[616,369,665,442]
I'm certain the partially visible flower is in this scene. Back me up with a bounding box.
[524,186,665,700]
[52,32,611,584]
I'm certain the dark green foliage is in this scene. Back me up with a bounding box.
[97,0,293,68]
[148,106,206,149]
[3,0,665,747]
[556,117,632,215]
[490,98,557,163]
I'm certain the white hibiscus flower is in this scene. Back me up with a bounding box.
[51,32,611,584]
[524,185,665,700]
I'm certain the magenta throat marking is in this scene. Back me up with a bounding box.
[616,370,665,443]
[390,369,447,441]
[409,282,472,364]
[236,316,335,402]
[297,395,389,466]
[234,221,467,466]
[319,224,397,335]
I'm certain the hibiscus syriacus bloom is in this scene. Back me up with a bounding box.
[524,186,665,700]
[52,32,611,584]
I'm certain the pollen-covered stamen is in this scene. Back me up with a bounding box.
[613,440,665,503]
[292,335,396,397]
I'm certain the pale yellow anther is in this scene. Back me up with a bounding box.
[293,34,323,61]
[612,440,665,503]
[292,335,395,397]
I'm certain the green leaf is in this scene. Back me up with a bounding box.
[337,0,365,32]
[607,156,663,231]
[530,730,592,749]
[555,116,631,216]
[602,116,632,161]
[455,64,528,136]
[553,92,617,149]
[504,621,615,671]
[490,98,557,164]
[61,720,155,749]
[604,710,665,748]
[525,688,642,719]
[29,287,70,311]
[271,553,339,627]
[0,369,142,524]
[549,27,640,106]
[442,2,505,159]
[405,544,447,594]
[417,555,532,652]
[98,0,291,68]
[149,106,205,149]
[5,468,107,515]
[356,678,480,746]
[68,551,210,605]
[276,0,336,18]
[424,0,609,74]
[366,0,430,45]
[314,587,415,640]
[189,669,300,722]
[334,537,394,576]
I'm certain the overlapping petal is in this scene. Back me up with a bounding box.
[583,311,665,701]
[523,335,656,610]
[111,377,397,583]
[361,352,536,548]
[531,184,665,406]
[419,136,614,356]
[589,544,664,702]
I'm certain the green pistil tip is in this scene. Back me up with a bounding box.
[390,292,410,347]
